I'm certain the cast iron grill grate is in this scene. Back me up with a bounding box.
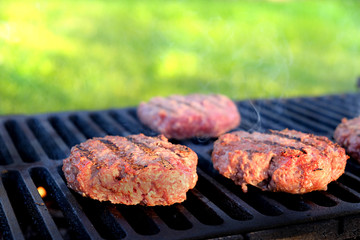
[1,93,360,239]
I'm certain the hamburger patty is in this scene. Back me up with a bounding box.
[137,94,240,140]
[334,116,360,162]
[62,134,198,206]
[212,129,348,194]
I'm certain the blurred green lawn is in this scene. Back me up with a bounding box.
[0,0,359,115]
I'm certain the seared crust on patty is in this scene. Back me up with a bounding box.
[137,94,240,139]
[63,134,198,206]
[334,116,360,162]
[212,129,348,194]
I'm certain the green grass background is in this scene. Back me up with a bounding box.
[0,0,359,115]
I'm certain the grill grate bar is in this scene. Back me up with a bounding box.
[302,191,337,208]
[0,124,21,165]
[48,116,84,149]
[41,118,72,158]
[210,173,285,216]
[237,101,284,132]
[16,120,51,160]
[254,100,332,134]
[246,101,310,133]
[69,115,105,139]
[284,100,341,128]
[0,133,13,166]
[1,170,62,239]
[0,177,24,240]
[313,99,357,121]
[292,98,348,123]
[141,207,178,235]
[30,167,94,240]
[54,165,105,239]
[90,113,127,136]
[337,172,360,194]
[21,170,65,240]
[183,188,226,225]
[321,95,360,117]
[27,118,67,160]
[116,205,160,236]
[4,120,41,163]
[109,111,146,135]
[264,192,312,212]
[327,181,360,203]
[196,152,288,216]
[75,195,126,239]
[0,202,18,240]
[196,168,256,220]
[255,98,349,138]
[152,205,193,231]
[305,99,355,121]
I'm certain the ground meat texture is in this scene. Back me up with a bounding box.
[62,134,198,206]
[137,94,240,140]
[334,116,360,162]
[211,129,348,194]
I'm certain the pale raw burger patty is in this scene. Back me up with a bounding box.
[334,116,360,162]
[212,129,348,194]
[63,134,198,206]
[137,94,241,140]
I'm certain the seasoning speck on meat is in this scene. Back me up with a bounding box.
[62,134,198,206]
[137,94,240,139]
[211,129,348,194]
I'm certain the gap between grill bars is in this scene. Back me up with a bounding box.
[0,93,360,240]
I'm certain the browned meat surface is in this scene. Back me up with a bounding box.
[62,134,198,206]
[137,94,240,140]
[334,116,360,162]
[212,129,348,194]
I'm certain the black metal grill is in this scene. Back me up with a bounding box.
[1,93,360,239]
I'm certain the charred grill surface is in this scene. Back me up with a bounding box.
[1,93,360,239]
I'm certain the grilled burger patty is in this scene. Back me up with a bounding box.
[334,116,360,162]
[63,134,198,206]
[137,94,240,140]
[212,129,348,194]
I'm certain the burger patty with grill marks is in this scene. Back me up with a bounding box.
[62,134,198,206]
[137,94,241,140]
[211,129,348,194]
[334,116,360,163]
